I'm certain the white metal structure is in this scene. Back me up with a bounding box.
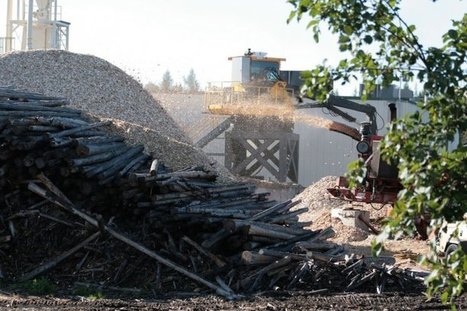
[436,214,467,256]
[1,0,70,53]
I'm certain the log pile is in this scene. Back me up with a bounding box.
[0,87,424,298]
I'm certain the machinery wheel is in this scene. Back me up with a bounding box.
[446,243,458,257]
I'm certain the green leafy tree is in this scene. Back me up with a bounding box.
[288,0,466,305]
[160,70,174,93]
[183,68,200,93]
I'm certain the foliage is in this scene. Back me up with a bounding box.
[144,82,160,93]
[87,292,105,301]
[183,68,200,93]
[288,0,466,305]
[172,82,185,93]
[160,70,174,93]
[154,69,199,94]
[74,286,105,300]
[22,277,56,295]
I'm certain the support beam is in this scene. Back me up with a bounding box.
[27,0,33,50]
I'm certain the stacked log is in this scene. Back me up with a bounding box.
[0,103,138,210]
[0,87,424,297]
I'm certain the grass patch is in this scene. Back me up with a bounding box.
[22,277,56,295]
[73,286,105,300]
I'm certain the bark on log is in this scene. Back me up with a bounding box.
[27,177,238,299]
[48,120,111,139]
[181,236,226,268]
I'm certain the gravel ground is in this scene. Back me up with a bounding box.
[0,50,213,170]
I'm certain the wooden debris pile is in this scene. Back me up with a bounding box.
[0,88,424,298]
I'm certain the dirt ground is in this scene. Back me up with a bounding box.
[290,176,431,272]
[320,212,430,270]
[0,291,464,311]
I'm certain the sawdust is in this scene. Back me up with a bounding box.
[292,176,390,243]
[311,211,369,242]
[292,176,350,222]
[294,113,334,130]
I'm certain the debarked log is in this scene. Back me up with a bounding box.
[201,229,232,249]
[181,236,226,268]
[69,149,125,167]
[258,249,307,261]
[0,101,78,114]
[48,120,111,139]
[118,153,150,177]
[239,256,292,289]
[0,110,82,118]
[241,250,276,265]
[149,159,159,176]
[152,184,255,202]
[8,116,87,128]
[224,219,309,240]
[0,88,67,101]
[28,125,60,132]
[267,208,308,224]
[82,146,144,178]
[73,135,124,146]
[77,142,127,156]
[293,241,336,252]
[249,200,291,221]
[143,170,219,183]
[97,146,145,179]
[175,206,261,218]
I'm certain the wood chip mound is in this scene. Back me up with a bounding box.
[293,176,391,242]
[0,50,214,170]
[312,212,369,243]
[293,176,350,222]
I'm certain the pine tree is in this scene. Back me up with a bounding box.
[183,69,200,93]
[160,70,173,93]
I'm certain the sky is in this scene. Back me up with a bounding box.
[1,0,465,94]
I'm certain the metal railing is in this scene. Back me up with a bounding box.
[204,81,295,108]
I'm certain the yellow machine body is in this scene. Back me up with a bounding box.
[205,51,295,116]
